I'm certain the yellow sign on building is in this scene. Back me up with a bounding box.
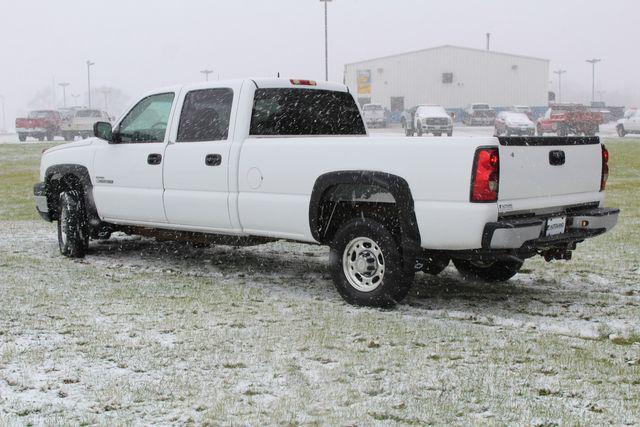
[357,70,371,94]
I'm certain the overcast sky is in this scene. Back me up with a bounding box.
[1,0,638,128]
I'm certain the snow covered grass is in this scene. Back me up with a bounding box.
[0,140,639,424]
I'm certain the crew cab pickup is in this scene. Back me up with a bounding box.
[362,103,387,128]
[16,110,62,142]
[60,108,112,141]
[402,105,453,137]
[34,78,619,307]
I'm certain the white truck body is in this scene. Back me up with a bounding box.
[35,78,619,306]
[362,103,386,128]
[60,109,112,140]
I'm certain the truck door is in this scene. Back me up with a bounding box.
[162,83,239,231]
[92,91,177,223]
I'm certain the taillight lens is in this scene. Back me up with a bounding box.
[600,144,609,191]
[470,147,499,202]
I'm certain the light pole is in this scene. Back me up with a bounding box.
[320,0,332,81]
[0,94,5,132]
[200,69,213,81]
[58,82,70,107]
[553,69,566,103]
[86,60,95,107]
[71,94,80,107]
[586,58,601,104]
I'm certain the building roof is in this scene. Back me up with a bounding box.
[345,44,549,66]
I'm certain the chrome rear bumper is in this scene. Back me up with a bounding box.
[483,207,619,250]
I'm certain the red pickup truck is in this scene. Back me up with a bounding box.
[536,104,602,137]
[15,110,62,142]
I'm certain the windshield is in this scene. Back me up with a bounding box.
[503,112,531,122]
[75,109,102,118]
[28,111,52,119]
[363,104,383,111]
[472,104,490,110]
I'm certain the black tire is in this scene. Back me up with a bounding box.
[57,191,89,258]
[453,258,523,282]
[329,218,414,307]
[46,133,54,141]
[617,125,626,137]
[416,122,423,136]
[18,134,26,142]
[434,132,442,137]
[447,132,453,137]
[557,126,568,137]
[38,136,44,142]
[405,128,414,137]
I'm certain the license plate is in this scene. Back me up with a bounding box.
[546,216,566,237]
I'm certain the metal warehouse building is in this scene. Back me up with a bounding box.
[344,45,549,120]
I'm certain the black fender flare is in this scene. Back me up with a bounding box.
[309,171,421,253]
[44,164,98,222]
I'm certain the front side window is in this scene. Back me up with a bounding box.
[250,88,366,136]
[118,93,174,143]
[177,88,233,142]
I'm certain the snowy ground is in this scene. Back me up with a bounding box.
[0,141,638,424]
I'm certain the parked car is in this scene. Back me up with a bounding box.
[536,104,602,137]
[60,108,112,141]
[34,78,619,307]
[616,109,640,137]
[463,103,496,126]
[362,103,387,128]
[402,104,453,136]
[494,111,535,136]
[15,110,62,142]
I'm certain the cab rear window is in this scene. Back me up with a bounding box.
[250,88,366,136]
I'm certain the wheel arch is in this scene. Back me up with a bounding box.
[309,171,421,253]
[44,164,97,222]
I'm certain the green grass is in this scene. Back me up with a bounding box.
[0,143,58,220]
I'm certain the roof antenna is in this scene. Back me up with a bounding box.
[277,72,280,78]
[486,33,491,51]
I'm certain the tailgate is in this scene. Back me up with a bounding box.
[497,137,602,210]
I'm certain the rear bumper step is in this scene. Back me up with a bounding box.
[483,207,619,250]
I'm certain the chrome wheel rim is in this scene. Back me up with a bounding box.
[342,237,385,292]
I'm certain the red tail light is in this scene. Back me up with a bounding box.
[470,147,499,202]
[600,144,609,191]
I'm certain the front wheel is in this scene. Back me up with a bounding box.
[416,122,423,136]
[18,134,26,142]
[57,191,89,258]
[453,258,523,282]
[447,131,453,137]
[330,218,414,307]
[617,125,626,137]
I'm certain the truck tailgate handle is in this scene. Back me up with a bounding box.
[147,153,162,165]
[549,150,565,166]
[205,154,222,166]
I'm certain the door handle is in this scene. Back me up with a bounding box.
[205,154,222,166]
[147,153,162,165]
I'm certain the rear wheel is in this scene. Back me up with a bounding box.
[617,125,626,137]
[434,132,442,137]
[416,122,423,136]
[18,134,26,142]
[557,126,568,137]
[57,191,89,258]
[46,132,54,141]
[447,131,453,137]
[330,218,413,307]
[453,258,523,282]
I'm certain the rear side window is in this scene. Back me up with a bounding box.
[177,88,233,142]
[250,88,366,136]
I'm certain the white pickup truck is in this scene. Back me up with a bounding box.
[34,78,619,307]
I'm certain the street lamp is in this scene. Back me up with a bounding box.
[200,69,213,81]
[58,82,70,107]
[553,69,566,103]
[320,0,332,81]
[586,58,601,104]
[86,60,95,107]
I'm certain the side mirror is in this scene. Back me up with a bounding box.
[94,121,113,142]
